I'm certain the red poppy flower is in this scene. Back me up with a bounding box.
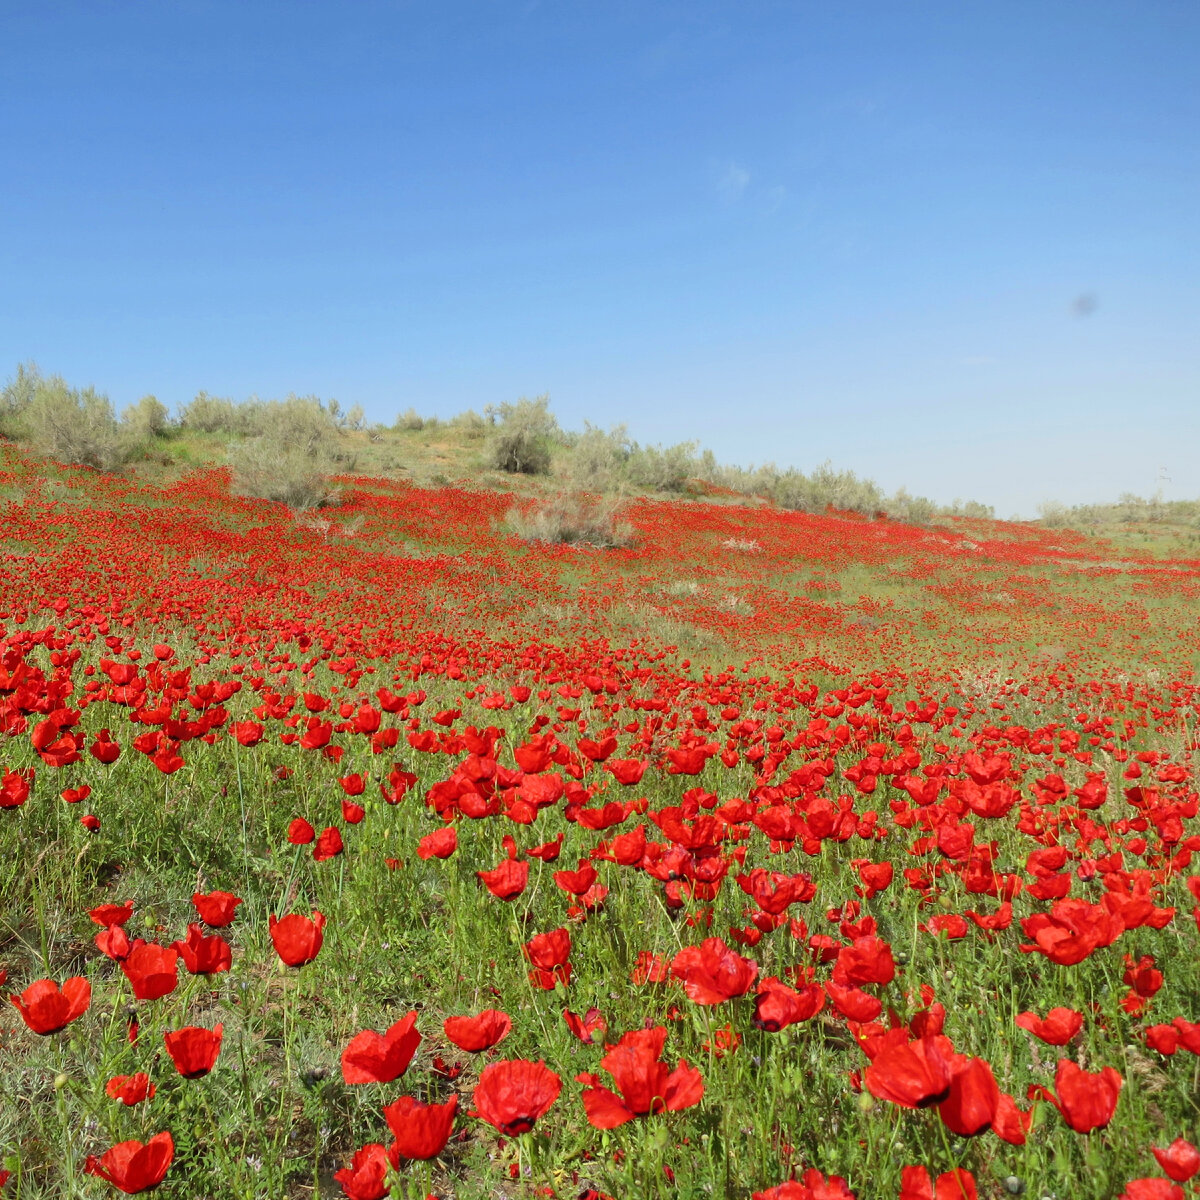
[563,1006,608,1044]
[313,825,344,861]
[1152,1139,1200,1183]
[191,890,243,927]
[332,1142,399,1200]
[269,910,325,967]
[342,1012,421,1084]
[80,813,101,832]
[230,721,264,746]
[89,900,135,927]
[899,1165,977,1200]
[605,758,646,785]
[832,935,896,987]
[478,857,529,900]
[341,799,366,824]
[105,1073,156,1105]
[938,1057,999,1137]
[471,1059,561,1135]
[96,924,135,961]
[444,1008,512,1052]
[754,976,825,1032]
[120,943,180,1001]
[1032,1059,1123,1133]
[865,1034,958,1109]
[287,817,316,845]
[164,1024,223,1078]
[553,858,598,897]
[670,937,758,1004]
[579,1025,703,1129]
[1118,1182,1183,1200]
[1015,1007,1082,1045]
[382,1094,458,1159]
[524,928,572,990]
[631,951,670,985]
[416,826,458,860]
[83,1131,173,1194]
[1019,898,1123,965]
[172,923,232,975]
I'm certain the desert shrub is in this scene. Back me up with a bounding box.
[0,361,39,439]
[564,423,632,491]
[885,487,937,526]
[395,407,425,431]
[180,391,240,433]
[227,395,346,508]
[505,492,634,548]
[450,409,488,439]
[771,462,884,515]
[626,440,700,493]
[1037,501,1071,528]
[486,395,558,475]
[121,394,170,441]
[10,368,129,470]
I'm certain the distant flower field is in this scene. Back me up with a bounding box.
[1,447,1198,1199]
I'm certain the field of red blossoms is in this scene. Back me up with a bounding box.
[1,443,1199,1200]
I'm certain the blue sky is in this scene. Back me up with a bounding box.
[2,2,1196,516]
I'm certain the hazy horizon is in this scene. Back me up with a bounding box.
[3,2,1196,519]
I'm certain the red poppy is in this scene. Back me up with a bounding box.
[382,1093,458,1159]
[553,858,598,897]
[341,799,366,824]
[80,813,101,832]
[269,910,325,967]
[525,928,572,989]
[342,1012,422,1084]
[670,937,758,1004]
[105,1073,156,1105]
[563,1006,608,1044]
[864,1033,957,1109]
[1152,1139,1200,1183]
[1015,1007,1082,1045]
[605,758,647,786]
[287,817,316,845]
[416,826,458,860]
[89,900,135,927]
[471,1059,561,1135]
[1118,1182,1183,1200]
[443,1008,512,1052]
[899,1165,977,1200]
[164,1024,223,1078]
[192,890,242,927]
[578,1025,703,1128]
[832,936,895,987]
[1031,1059,1122,1133]
[120,944,180,1001]
[478,857,529,900]
[754,976,825,1032]
[96,923,135,961]
[83,1131,174,1194]
[172,923,232,975]
[332,1142,399,1200]
[1019,898,1123,965]
[938,1057,999,1136]
[313,825,344,861]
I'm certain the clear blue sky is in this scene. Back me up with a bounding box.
[3,2,1197,516]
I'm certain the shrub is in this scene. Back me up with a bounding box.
[486,395,558,475]
[884,488,937,526]
[9,367,129,470]
[626,440,700,493]
[121,395,170,440]
[227,395,346,508]
[180,391,241,433]
[564,423,632,491]
[0,361,39,440]
[505,492,634,548]
[395,408,425,431]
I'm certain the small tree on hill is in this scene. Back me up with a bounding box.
[486,395,558,475]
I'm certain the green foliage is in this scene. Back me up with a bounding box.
[121,394,171,441]
[180,391,240,434]
[227,395,349,508]
[485,395,558,474]
[562,422,633,491]
[626,439,700,493]
[395,407,425,431]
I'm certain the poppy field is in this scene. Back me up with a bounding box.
[1,445,1199,1200]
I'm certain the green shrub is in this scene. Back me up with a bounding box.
[395,407,425,431]
[505,492,634,548]
[7,366,129,470]
[121,394,170,440]
[563,423,632,491]
[180,391,239,433]
[486,395,558,475]
[626,440,699,493]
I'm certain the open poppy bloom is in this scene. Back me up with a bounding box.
[83,1131,173,1194]
[164,1024,223,1078]
[471,1059,561,1135]
[89,901,135,927]
[670,937,758,1004]
[1152,1138,1200,1183]
[332,1142,399,1200]
[269,911,325,967]
[192,890,243,927]
[120,943,180,1001]
[382,1093,458,1159]
[1029,1059,1123,1133]
[443,1008,512,1052]
[524,927,572,990]
[899,1165,977,1200]
[563,1006,608,1044]
[10,976,91,1035]
[478,857,529,900]
[754,976,825,1032]
[1015,1007,1083,1045]
[864,1032,958,1109]
[416,826,458,860]
[105,1073,156,1105]
[578,1025,703,1128]
[172,923,232,975]
[342,1012,422,1084]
